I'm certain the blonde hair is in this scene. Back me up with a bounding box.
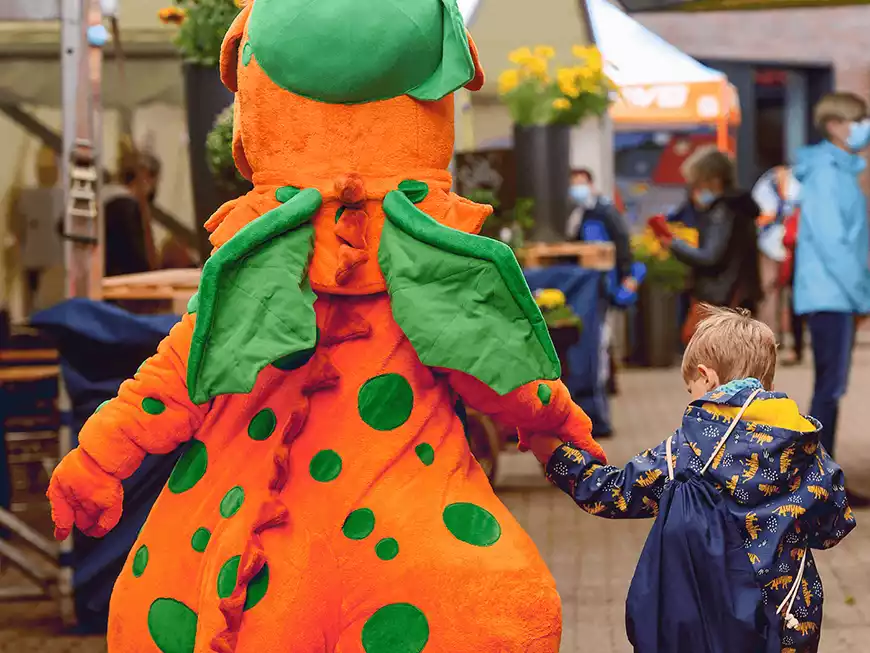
[681,305,777,389]
[814,92,868,137]
[682,146,736,191]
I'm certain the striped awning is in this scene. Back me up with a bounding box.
[620,0,870,10]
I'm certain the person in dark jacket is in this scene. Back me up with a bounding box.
[565,167,636,425]
[565,168,636,292]
[655,148,762,344]
[102,154,160,277]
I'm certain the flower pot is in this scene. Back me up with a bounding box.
[183,63,235,258]
[636,283,679,368]
[548,323,582,378]
[514,124,571,243]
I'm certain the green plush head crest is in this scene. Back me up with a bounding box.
[246,0,479,104]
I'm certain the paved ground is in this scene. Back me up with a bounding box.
[2,346,870,651]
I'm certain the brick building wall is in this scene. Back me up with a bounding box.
[636,6,870,98]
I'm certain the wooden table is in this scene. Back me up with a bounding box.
[102,268,201,314]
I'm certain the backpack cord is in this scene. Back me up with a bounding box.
[776,550,808,630]
[701,388,763,476]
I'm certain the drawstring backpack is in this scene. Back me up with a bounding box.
[625,389,776,653]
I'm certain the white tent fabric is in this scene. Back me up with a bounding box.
[587,0,727,87]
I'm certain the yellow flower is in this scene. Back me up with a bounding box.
[523,55,549,79]
[158,6,186,24]
[552,98,571,111]
[498,69,520,95]
[572,45,591,59]
[533,46,556,60]
[509,47,533,65]
[572,45,603,74]
[535,289,567,310]
[557,68,580,98]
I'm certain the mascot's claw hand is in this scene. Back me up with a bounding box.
[47,448,124,541]
[518,409,607,465]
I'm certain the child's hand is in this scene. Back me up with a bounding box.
[526,434,564,466]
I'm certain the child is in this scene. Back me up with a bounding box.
[528,306,855,653]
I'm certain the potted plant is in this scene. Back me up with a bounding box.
[160,0,243,257]
[630,223,698,368]
[534,288,583,378]
[462,188,534,251]
[499,46,614,243]
[206,103,254,202]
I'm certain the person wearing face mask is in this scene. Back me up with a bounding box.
[565,168,635,293]
[791,93,870,489]
[564,168,635,432]
[652,147,762,346]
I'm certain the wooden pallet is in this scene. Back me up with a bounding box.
[102,268,202,314]
[518,242,615,270]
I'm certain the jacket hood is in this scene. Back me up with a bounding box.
[793,140,867,182]
[713,190,760,221]
[678,379,821,502]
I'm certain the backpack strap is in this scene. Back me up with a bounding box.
[701,388,763,476]
[666,436,675,481]
[776,550,808,630]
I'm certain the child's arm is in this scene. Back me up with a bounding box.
[669,203,733,270]
[535,435,673,519]
[806,451,857,550]
[47,314,209,540]
[446,371,606,462]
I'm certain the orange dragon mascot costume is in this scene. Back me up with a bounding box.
[47,1,605,651]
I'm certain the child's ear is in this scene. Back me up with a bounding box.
[697,364,720,390]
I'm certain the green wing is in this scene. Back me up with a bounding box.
[379,190,560,396]
[187,188,322,405]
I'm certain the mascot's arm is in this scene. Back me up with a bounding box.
[446,371,605,461]
[48,314,206,540]
[48,189,323,540]
[379,189,604,461]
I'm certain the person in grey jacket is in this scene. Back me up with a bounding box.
[655,148,761,344]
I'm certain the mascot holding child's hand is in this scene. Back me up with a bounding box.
[47,1,606,652]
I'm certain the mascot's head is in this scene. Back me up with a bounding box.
[220,0,484,184]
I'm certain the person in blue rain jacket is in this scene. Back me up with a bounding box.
[792,93,870,479]
[528,306,855,653]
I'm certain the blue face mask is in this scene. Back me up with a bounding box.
[847,120,870,152]
[695,189,717,208]
[570,184,591,205]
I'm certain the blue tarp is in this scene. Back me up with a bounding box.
[524,266,611,436]
[30,299,181,634]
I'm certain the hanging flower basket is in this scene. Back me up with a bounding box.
[498,45,615,127]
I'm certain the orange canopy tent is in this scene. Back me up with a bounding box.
[588,0,740,152]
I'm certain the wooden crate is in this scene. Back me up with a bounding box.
[518,242,615,270]
[102,268,202,315]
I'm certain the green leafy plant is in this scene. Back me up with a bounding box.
[206,104,250,194]
[534,289,583,333]
[463,189,534,250]
[159,0,242,67]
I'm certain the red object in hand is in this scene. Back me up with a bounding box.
[648,214,672,240]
